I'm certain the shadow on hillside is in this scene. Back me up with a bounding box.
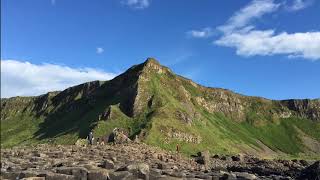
[34,72,141,142]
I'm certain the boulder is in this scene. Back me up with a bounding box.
[176,111,193,124]
[99,159,115,169]
[119,163,150,180]
[1,171,22,179]
[55,167,88,180]
[231,154,243,162]
[170,171,186,178]
[22,178,45,180]
[299,159,309,166]
[218,171,237,180]
[1,170,47,179]
[156,163,165,169]
[31,151,46,158]
[109,171,132,180]
[149,169,163,179]
[212,154,219,159]
[195,150,210,166]
[26,178,46,180]
[108,128,131,144]
[220,156,232,161]
[234,172,257,180]
[19,170,50,179]
[45,172,76,180]
[87,169,110,180]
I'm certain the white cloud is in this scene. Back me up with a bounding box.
[213,0,320,60]
[1,60,116,98]
[218,0,280,33]
[215,30,320,60]
[187,28,215,38]
[96,47,104,54]
[286,0,312,11]
[122,0,150,9]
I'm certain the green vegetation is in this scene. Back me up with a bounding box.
[1,113,44,147]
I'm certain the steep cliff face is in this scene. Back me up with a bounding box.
[1,96,35,121]
[128,59,170,117]
[170,76,320,124]
[192,87,320,123]
[280,99,320,122]
[1,58,320,157]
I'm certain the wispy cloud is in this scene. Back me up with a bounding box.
[217,0,280,33]
[121,0,150,9]
[51,0,56,5]
[213,0,320,60]
[285,0,313,11]
[1,60,116,98]
[187,28,215,38]
[96,47,104,54]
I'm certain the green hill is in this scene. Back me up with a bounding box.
[1,58,320,158]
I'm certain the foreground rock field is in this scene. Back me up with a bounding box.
[1,143,319,180]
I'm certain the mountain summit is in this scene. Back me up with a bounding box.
[1,58,320,157]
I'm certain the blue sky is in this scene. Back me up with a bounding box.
[1,0,320,99]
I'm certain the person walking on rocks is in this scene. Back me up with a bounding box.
[176,144,180,153]
[88,131,94,145]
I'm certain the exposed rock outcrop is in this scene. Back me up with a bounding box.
[281,99,320,122]
[108,128,131,144]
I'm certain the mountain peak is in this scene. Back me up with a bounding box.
[141,57,171,74]
[144,57,160,65]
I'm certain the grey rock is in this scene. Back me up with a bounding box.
[170,171,186,178]
[234,172,258,180]
[231,154,243,162]
[195,150,210,166]
[22,177,46,180]
[149,168,163,179]
[109,171,132,180]
[1,171,22,179]
[55,167,88,180]
[299,159,309,166]
[100,159,115,169]
[45,172,77,180]
[126,163,150,180]
[87,169,110,180]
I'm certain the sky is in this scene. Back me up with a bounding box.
[1,0,320,99]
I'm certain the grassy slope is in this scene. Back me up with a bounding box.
[142,71,320,158]
[1,113,43,147]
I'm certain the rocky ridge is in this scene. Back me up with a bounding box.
[2,59,319,123]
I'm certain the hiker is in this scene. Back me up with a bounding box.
[100,137,105,145]
[176,144,180,153]
[88,131,94,145]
